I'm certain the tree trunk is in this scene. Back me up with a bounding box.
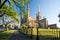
[3,16,4,24]
[5,24,9,31]
[0,0,1,5]
[0,11,6,17]
[0,0,8,9]
[0,13,5,17]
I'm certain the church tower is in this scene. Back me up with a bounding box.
[36,6,42,20]
[26,4,30,25]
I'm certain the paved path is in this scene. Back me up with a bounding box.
[0,28,4,32]
[8,30,33,40]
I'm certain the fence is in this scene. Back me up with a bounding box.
[20,28,60,40]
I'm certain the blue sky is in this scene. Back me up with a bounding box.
[29,0,60,28]
[5,0,60,28]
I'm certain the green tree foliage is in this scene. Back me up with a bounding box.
[0,0,31,27]
[0,5,19,30]
[0,5,18,22]
[0,0,29,9]
[0,0,30,22]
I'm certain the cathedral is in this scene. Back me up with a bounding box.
[21,5,58,29]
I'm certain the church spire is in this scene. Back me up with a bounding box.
[27,4,30,17]
[36,5,42,20]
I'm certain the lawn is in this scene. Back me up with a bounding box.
[0,30,15,40]
[20,28,60,40]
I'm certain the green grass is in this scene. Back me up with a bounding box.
[21,28,60,40]
[0,30,15,40]
[38,28,60,38]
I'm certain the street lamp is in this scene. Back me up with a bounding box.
[58,13,60,22]
[36,26,39,40]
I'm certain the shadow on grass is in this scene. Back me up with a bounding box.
[26,34,60,40]
[20,31,60,40]
[38,35,60,40]
[0,30,15,40]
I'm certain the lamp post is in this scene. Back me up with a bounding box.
[58,13,60,22]
[36,26,39,40]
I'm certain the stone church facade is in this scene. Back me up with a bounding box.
[21,5,57,29]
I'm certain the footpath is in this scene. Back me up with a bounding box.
[8,30,33,40]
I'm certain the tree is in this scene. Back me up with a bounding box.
[0,0,30,20]
[3,15,17,30]
[0,5,18,21]
[0,0,29,9]
[0,5,18,30]
[58,13,60,22]
[0,0,31,28]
